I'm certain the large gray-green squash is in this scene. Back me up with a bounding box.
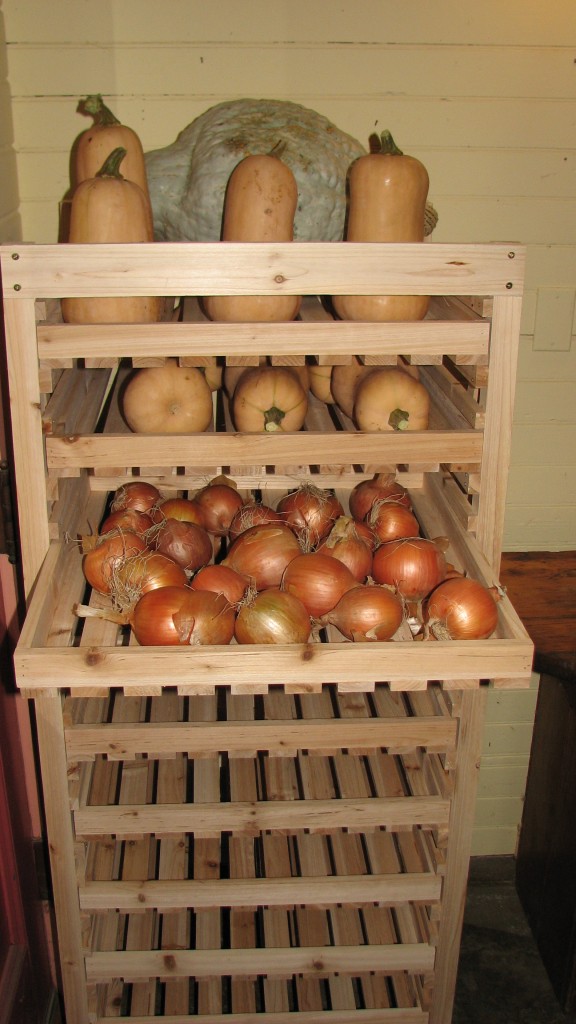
[145,98,437,243]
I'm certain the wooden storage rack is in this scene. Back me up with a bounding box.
[0,241,533,1024]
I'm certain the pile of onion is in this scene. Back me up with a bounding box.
[110,480,161,515]
[368,499,420,545]
[223,522,302,591]
[228,501,283,542]
[99,506,154,537]
[316,516,373,582]
[276,483,344,549]
[75,585,236,646]
[423,577,501,640]
[82,528,149,596]
[372,537,447,602]
[151,496,206,527]
[235,588,311,645]
[190,563,250,606]
[111,550,188,610]
[321,582,404,642]
[281,552,356,618]
[154,518,213,572]
[349,473,410,522]
[194,478,244,536]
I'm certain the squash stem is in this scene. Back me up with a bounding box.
[79,94,121,126]
[96,147,127,179]
[268,140,288,159]
[264,406,286,432]
[378,130,404,157]
[388,407,410,431]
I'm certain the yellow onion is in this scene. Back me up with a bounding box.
[235,588,311,644]
[321,583,404,641]
[281,552,356,618]
[423,577,501,640]
[223,522,301,591]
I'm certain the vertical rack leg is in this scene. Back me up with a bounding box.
[429,686,487,1024]
[34,694,89,1024]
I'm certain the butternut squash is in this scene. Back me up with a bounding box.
[74,94,150,198]
[61,147,162,325]
[354,367,430,432]
[332,130,430,323]
[232,366,308,433]
[202,150,301,323]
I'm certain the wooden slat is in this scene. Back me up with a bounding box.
[16,638,534,693]
[74,795,451,838]
[1,242,526,299]
[79,872,441,911]
[2,296,51,594]
[35,317,489,361]
[475,293,523,572]
[94,1012,428,1024]
[65,717,458,760]
[44,429,483,471]
[84,943,435,982]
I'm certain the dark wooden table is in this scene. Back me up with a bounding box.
[500,551,576,1012]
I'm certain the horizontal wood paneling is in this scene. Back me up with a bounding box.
[4,0,572,46]
[6,43,575,100]
[10,95,576,152]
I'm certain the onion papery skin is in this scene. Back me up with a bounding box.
[151,497,206,527]
[82,528,149,595]
[348,473,411,522]
[189,564,250,606]
[131,586,236,646]
[368,500,421,544]
[321,583,404,641]
[316,516,373,582]
[99,507,154,537]
[154,518,213,572]
[235,588,311,645]
[194,482,244,536]
[223,523,302,591]
[110,481,161,515]
[228,501,284,542]
[113,550,188,609]
[281,552,356,618]
[276,484,344,549]
[423,577,501,640]
[371,537,447,602]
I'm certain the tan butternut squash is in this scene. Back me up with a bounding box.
[330,359,374,420]
[202,150,301,322]
[61,148,161,325]
[74,94,150,198]
[232,366,308,433]
[354,367,430,432]
[332,130,430,322]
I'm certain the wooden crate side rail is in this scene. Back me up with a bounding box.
[74,796,451,838]
[91,1011,428,1024]
[79,872,442,911]
[84,942,435,983]
[44,429,483,472]
[64,717,458,760]
[35,318,490,362]
[14,639,534,694]
[1,242,525,299]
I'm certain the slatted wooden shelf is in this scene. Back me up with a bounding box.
[0,241,532,1024]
